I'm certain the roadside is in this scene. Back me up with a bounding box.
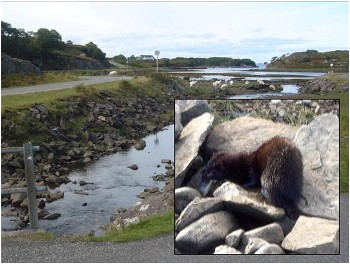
[1,75,133,95]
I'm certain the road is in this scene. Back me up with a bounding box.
[1,76,133,96]
[1,194,348,263]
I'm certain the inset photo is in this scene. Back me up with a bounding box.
[175,99,340,255]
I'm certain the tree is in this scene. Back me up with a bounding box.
[34,28,64,54]
[113,54,126,60]
[85,42,106,60]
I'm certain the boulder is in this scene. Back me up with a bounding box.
[134,140,146,151]
[174,187,202,215]
[176,100,211,127]
[213,182,285,221]
[225,229,245,248]
[282,215,339,254]
[127,164,138,170]
[214,245,242,254]
[10,193,27,206]
[175,197,224,232]
[175,210,239,254]
[244,237,270,254]
[175,112,214,188]
[43,213,61,220]
[255,244,284,254]
[175,103,183,141]
[1,54,42,74]
[241,222,284,246]
[294,114,339,219]
[204,116,298,156]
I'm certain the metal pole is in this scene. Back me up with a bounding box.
[23,142,38,229]
[156,55,159,73]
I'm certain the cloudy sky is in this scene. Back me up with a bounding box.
[2,1,348,62]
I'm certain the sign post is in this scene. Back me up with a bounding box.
[155,50,160,73]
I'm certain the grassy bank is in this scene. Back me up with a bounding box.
[1,72,78,88]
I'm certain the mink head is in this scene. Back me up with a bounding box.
[197,152,227,196]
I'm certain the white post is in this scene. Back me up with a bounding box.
[23,142,38,229]
[155,50,160,73]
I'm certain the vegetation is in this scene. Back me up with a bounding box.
[1,21,109,70]
[112,56,257,68]
[267,50,349,72]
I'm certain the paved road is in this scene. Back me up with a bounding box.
[1,76,132,96]
[1,194,348,262]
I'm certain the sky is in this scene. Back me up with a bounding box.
[1,1,349,63]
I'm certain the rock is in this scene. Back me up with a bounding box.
[73,190,89,195]
[282,216,339,254]
[1,54,42,74]
[176,100,211,127]
[10,193,27,206]
[204,116,298,156]
[161,159,172,164]
[214,245,242,254]
[82,203,87,206]
[213,182,285,221]
[43,213,61,220]
[118,207,127,213]
[175,197,224,232]
[175,211,239,254]
[244,237,270,254]
[37,209,50,219]
[134,140,146,151]
[242,222,284,245]
[225,229,245,248]
[175,112,214,188]
[174,187,202,215]
[175,103,183,141]
[122,216,140,227]
[294,114,339,219]
[46,191,64,202]
[148,187,159,193]
[255,244,284,254]
[128,164,138,170]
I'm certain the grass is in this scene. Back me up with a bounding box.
[1,72,78,88]
[67,211,174,243]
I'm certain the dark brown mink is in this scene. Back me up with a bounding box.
[198,136,303,220]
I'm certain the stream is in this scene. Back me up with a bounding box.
[1,125,174,236]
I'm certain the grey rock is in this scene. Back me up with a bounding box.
[244,237,270,254]
[213,182,285,221]
[175,103,183,141]
[1,54,42,74]
[175,210,239,254]
[294,114,339,219]
[204,116,298,156]
[255,244,284,254]
[282,215,339,254]
[176,100,211,127]
[175,112,214,188]
[175,197,224,232]
[214,245,242,254]
[43,213,61,220]
[128,164,138,170]
[174,187,202,215]
[242,222,284,245]
[225,229,245,248]
[134,140,146,151]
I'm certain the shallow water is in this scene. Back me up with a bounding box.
[1,125,174,236]
[229,84,299,99]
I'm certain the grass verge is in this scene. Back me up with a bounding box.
[67,211,174,243]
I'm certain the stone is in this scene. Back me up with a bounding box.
[148,187,159,193]
[43,213,61,220]
[128,164,138,170]
[175,197,224,232]
[225,229,245,248]
[161,159,172,164]
[176,100,211,127]
[242,222,284,245]
[10,193,27,206]
[73,190,89,195]
[213,182,285,221]
[174,187,202,215]
[244,237,270,254]
[255,244,284,254]
[134,140,146,151]
[175,112,214,188]
[204,116,298,156]
[281,216,339,254]
[175,211,239,254]
[175,103,183,141]
[46,191,64,202]
[214,245,242,254]
[294,114,339,219]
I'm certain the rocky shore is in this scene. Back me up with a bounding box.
[175,100,339,254]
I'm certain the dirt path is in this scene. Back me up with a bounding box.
[1,76,132,96]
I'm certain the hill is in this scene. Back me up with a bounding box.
[1,21,112,71]
[267,50,349,72]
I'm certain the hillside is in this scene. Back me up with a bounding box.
[267,50,349,72]
[1,21,112,71]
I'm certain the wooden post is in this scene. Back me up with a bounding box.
[23,142,38,229]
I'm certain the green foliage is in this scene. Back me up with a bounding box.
[84,42,106,60]
[158,57,256,68]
